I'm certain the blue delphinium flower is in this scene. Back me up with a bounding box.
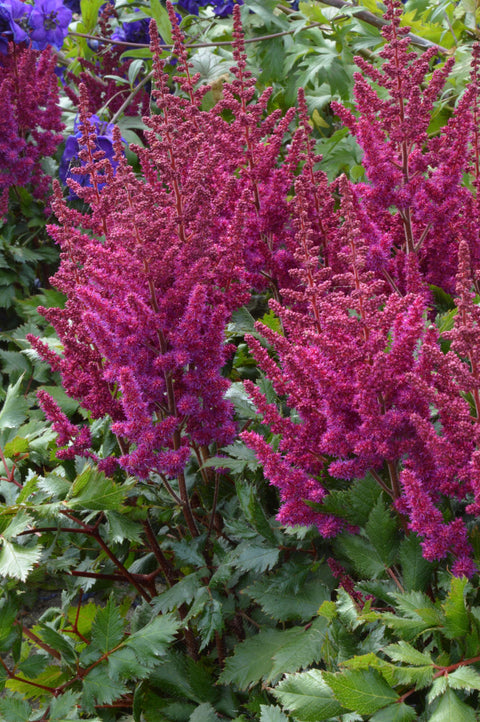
[29,0,72,50]
[63,0,81,14]
[0,0,32,53]
[112,16,150,45]
[211,0,242,17]
[59,115,123,199]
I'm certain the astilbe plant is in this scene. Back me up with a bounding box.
[28,4,307,534]
[0,41,64,217]
[243,3,480,576]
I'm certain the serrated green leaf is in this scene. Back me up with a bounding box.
[220,629,290,689]
[150,652,216,705]
[17,653,48,679]
[338,533,385,578]
[232,540,279,573]
[91,596,125,654]
[272,669,343,721]
[0,510,33,540]
[154,572,204,613]
[245,577,331,622]
[428,688,476,721]
[3,436,29,458]
[0,376,28,429]
[0,541,42,581]
[38,626,77,666]
[105,510,143,543]
[48,691,81,720]
[259,705,290,722]
[125,614,180,665]
[398,534,432,591]
[447,665,480,691]
[268,617,328,681]
[6,665,65,699]
[443,576,470,639]
[67,465,128,511]
[189,702,221,722]
[427,676,448,703]
[384,641,433,666]
[323,669,398,715]
[81,664,128,713]
[108,646,151,682]
[365,497,397,566]
[0,696,32,722]
[369,703,417,721]
[236,480,277,544]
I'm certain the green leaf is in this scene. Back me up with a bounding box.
[145,0,172,43]
[38,626,77,666]
[17,653,49,679]
[220,629,290,689]
[2,436,29,458]
[443,576,470,639]
[67,465,128,511]
[259,705,290,722]
[150,652,216,705]
[0,376,28,430]
[365,497,398,566]
[447,665,480,691]
[0,541,42,581]
[337,533,386,578]
[232,539,280,574]
[154,572,204,613]
[383,641,433,666]
[268,617,328,681]
[48,691,82,721]
[369,703,417,721]
[398,534,432,591]
[236,480,277,544]
[0,510,33,540]
[91,596,125,654]
[245,576,331,622]
[0,696,32,722]
[323,669,398,716]
[189,702,221,722]
[272,669,343,721]
[125,614,180,666]
[81,665,128,714]
[428,688,476,721]
[105,510,143,543]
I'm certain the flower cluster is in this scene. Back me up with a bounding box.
[30,5,304,488]
[0,41,64,216]
[176,0,243,18]
[0,0,71,52]
[242,6,480,575]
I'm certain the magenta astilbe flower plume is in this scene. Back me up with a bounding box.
[29,5,310,488]
[0,42,63,216]
[332,0,480,295]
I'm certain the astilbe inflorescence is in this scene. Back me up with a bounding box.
[332,1,480,296]
[0,42,64,217]
[28,5,308,505]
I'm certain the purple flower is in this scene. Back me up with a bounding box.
[29,0,72,50]
[112,17,150,45]
[63,0,80,13]
[0,0,31,53]
[211,0,243,17]
[59,115,122,198]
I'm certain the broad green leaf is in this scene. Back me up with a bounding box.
[370,703,417,721]
[6,665,65,699]
[145,0,172,43]
[273,669,343,721]
[268,617,328,681]
[189,702,220,722]
[81,665,128,713]
[220,629,291,689]
[236,480,277,544]
[443,576,470,639]
[245,576,331,622]
[125,614,180,665]
[384,641,433,666]
[67,466,128,511]
[17,654,49,679]
[0,541,42,581]
[259,705,290,722]
[0,696,32,722]
[38,626,77,666]
[91,596,125,654]
[365,497,398,566]
[337,533,386,578]
[323,670,398,715]
[447,665,480,691]
[154,572,205,613]
[0,376,28,429]
[150,652,216,705]
[0,510,33,540]
[105,510,143,543]
[232,539,280,573]
[398,534,432,591]
[3,436,29,458]
[428,688,476,721]
[48,691,82,720]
